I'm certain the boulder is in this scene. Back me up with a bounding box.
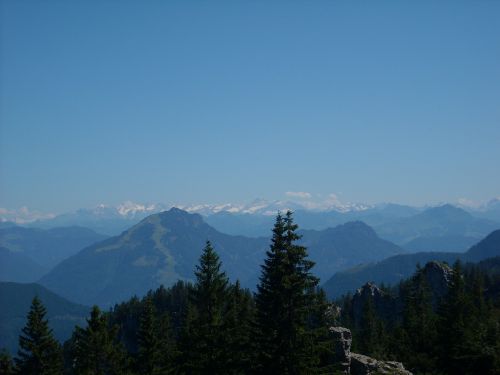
[350,353,412,375]
[329,327,413,375]
[330,326,352,371]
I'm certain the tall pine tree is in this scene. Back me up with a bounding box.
[255,211,324,374]
[15,296,63,375]
[180,241,229,374]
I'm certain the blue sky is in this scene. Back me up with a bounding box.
[1,1,499,213]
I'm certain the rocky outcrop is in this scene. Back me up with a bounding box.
[422,261,453,307]
[351,283,399,325]
[350,353,412,375]
[330,326,412,375]
[329,326,352,372]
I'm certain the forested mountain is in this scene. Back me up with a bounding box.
[0,282,89,354]
[0,226,107,269]
[39,208,269,306]
[39,209,403,306]
[323,229,500,299]
[337,259,500,375]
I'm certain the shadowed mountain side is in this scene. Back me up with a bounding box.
[0,226,108,268]
[0,247,48,282]
[323,229,500,299]
[0,282,89,354]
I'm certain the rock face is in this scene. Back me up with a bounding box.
[350,353,412,375]
[330,327,352,372]
[330,326,412,375]
[422,261,453,307]
[351,283,399,325]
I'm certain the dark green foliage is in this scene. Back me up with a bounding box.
[136,297,175,375]
[254,211,326,374]
[72,306,129,375]
[15,297,63,375]
[340,259,500,375]
[0,349,15,375]
[179,241,231,374]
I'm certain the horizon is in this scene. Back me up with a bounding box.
[1,1,500,213]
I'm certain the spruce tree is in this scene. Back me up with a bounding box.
[0,349,15,375]
[400,267,438,372]
[136,297,176,375]
[72,305,129,375]
[255,211,324,374]
[224,281,255,373]
[15,296,63,375]
[180,241,229,374]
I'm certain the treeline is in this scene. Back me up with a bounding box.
[339,259,500,375]
[0,212,339,375]
[2,212,499,375]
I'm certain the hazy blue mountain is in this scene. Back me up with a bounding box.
[299,222,404,281]
[0,226,108,268]
[0,221,18,229]
[39,209,404,307]
[205,204,420,237]
[0,247,48,282]
[373,204,499,246]
[0,282,89,354]
[323,229,500,299]
[402,234,480,253]
[40,208,269,306]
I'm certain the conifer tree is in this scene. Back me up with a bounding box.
[400,267,438,372]
[224,280,255,373]
[15,296,63,375]
[255,211,324,374]
[72,305,129,375]
[137,297,167,375]
[0,349,15,375]
[180,241,229,374]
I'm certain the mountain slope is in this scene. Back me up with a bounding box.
[39,209,404,307]
[0,282,89,354]
[374,204,499,246]
[0,226,108,268]
[40,209,269,306]
[0,247,48,282]
[299,221,404,281]
[323,229,500,299]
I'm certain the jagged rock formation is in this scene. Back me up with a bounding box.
[350,353,412,375]
[351,282,399,325]
[330,326,412,375]
[330,327,352,372]
[421,261,453,307]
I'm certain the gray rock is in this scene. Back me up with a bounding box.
[330,326,352,372]
[351,283,399,325]
[329,327,412,375]
[422,261,453,307]
[350,352,412,375]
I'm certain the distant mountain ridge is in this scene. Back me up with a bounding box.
[323,229,500,299]
[0,282,89,354]
[0,225,108,270]
[39,209,404,306]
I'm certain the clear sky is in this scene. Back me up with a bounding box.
[1,0,499,213]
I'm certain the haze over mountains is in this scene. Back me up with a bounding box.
[1,198,499,308]
[38,208,404,306]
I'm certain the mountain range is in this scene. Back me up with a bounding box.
[0,226,107,282]
[322,229,500,299]
[39,208,404,306]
